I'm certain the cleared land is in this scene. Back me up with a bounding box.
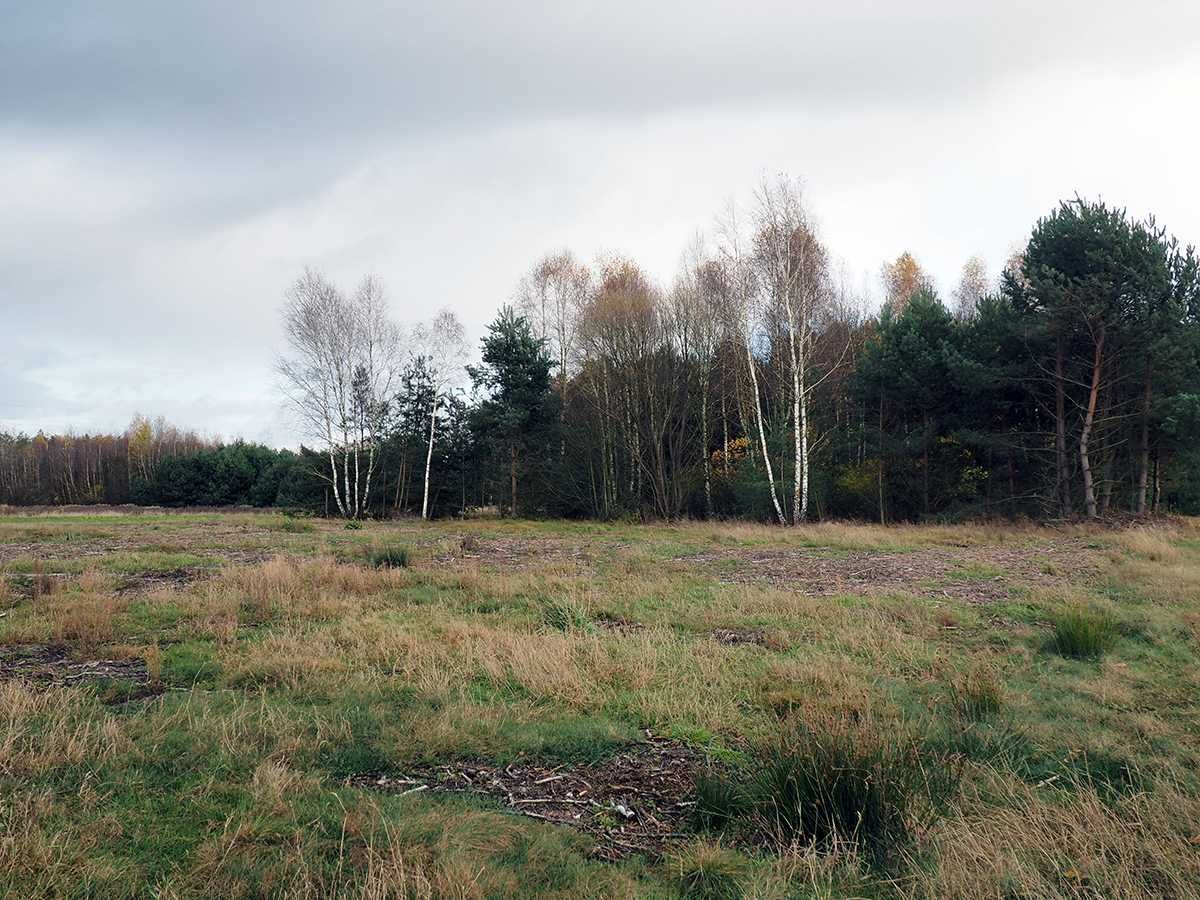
[1,510,1198,898]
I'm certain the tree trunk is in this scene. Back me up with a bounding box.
[1079,330,1106,519]
[1054,338,1071,517]
[799,362,810,522]
[745,342,787,526]
[328,449,347,517]
[1136,367,1152,515]
[701,378,713,518]
[922,411,930,518]
[786,315,802,526]
[877,392,886,525]
[421,404,437,520]
[510,445,518,518]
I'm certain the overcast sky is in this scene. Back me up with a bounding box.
[4,1,1199,447]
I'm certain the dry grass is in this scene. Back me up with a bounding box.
[45,591,127,648]
[1,511,1198,897]
[0,682,129,778]
[918,772,1200,899]
[1113,526,1184,564]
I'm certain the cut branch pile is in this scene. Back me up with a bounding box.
[349,732,700,859]
[0,644,149,685]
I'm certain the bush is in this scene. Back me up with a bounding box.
[1051,608,1118,659]
[695,712,955,867]
[366,546,410,569]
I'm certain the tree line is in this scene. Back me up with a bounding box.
[7,180,1199,521]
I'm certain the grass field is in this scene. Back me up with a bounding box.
[1,509,1199,898]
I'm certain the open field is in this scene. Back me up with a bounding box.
[1,510,1199,898]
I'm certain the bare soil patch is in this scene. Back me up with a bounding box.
[114,568,204,594]
[593,613,645,634]
[350,733,699,859]
[438,536,596,574]
[0,644,149,685]
[689,539,1099,602]
[711,627,768,647]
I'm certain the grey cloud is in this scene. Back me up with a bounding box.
[2,2,1198,444]
[6,1,1197,146]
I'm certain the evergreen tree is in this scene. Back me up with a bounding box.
[468,306,558,517]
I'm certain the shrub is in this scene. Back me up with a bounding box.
[366,546,410,569]
[1051,608,1118,659]
[950,665,1004,720]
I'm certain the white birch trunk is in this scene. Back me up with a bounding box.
[422,404,436,520]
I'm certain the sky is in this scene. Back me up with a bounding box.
[3,1,1199,447]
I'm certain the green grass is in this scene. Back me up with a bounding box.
[0,512,1196,896]
[364,545,410,568]
[1050,607,1119,659]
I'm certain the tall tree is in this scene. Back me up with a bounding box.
[952,255,990,321]
[881,252,931,314]
[469,306,556,517]
[412,310,467,520]
[753,175,832,523]
[718,201,787,525]
[277,269,404,518]
[1021,200,1142,517]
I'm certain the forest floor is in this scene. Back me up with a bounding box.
[0,510,1198,898]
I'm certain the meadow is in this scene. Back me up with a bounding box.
[1,508,1198,898]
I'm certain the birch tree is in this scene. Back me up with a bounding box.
[277,269,403,518]
[675,236,724,517]
[412,309,468,520]
[753,176,831,523]
[516,251,590,428]
[717,201,787,525]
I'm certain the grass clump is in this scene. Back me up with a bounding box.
[670,842,747,899]
[366,545,410,569]
[694,711,954,867]
[1051,608,1118,659]
[693,766,752,832]
[539,596,591,632]
[950,665,1004,721]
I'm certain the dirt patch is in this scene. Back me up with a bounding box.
[593,613,645,634]
[711,627,768,647]
[437,536,595,574]
[0,644,150,685]
[349,733,700,860]
[688,539,1100,603]
[114,568,204,594]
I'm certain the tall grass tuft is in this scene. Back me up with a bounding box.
[670,842,747,900]
[693,766,751,832]
[694,712,955,867]
[539,597,591,632]
[951,665,1004,721]
[1051,608,1118,659]
[366,546,410,569]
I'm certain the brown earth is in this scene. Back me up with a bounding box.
[685,538,1099,603]
[350,733,700,859]
[0,644,149,685]
[437,536,598,574]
